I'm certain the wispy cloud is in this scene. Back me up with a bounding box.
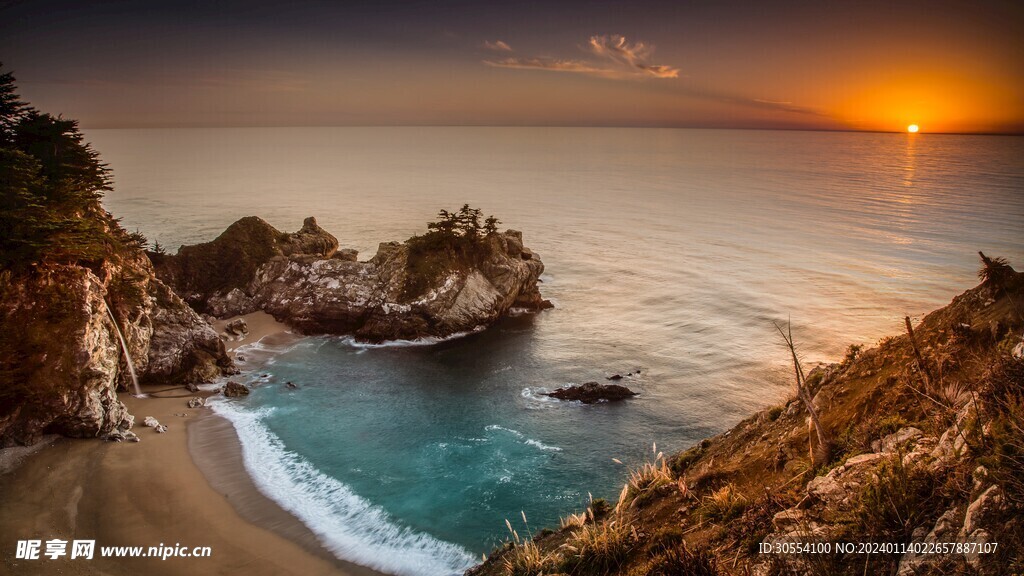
[483,34,678,80]
[585,35,679,79]
[484,57,603,75]
[483,40,513,52]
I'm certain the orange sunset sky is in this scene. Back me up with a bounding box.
[1,0,1021,133]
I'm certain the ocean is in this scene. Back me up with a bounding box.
[86,127,1024,575]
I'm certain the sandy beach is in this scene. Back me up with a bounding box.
[214,311,292,352]
[0,313,386,576]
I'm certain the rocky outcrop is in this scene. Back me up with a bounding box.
[0,220,235,447]
[149,216,338,316]
[544,382,638,403]
[153,217,551,342]
[222,381,250,397]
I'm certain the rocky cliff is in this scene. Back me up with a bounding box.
[152,215,550,342]
[471,255,1024,576]
[0,209,235,447]
[0,68,235,447]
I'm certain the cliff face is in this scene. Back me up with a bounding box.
[0,69,236,447]
[152,217,550,342]
[471,258,1024,576]
[0,210,235,447]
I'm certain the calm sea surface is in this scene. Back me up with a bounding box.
[86,127,1024,575]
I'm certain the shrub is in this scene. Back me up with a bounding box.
[698,483,748,522]
[643,542,719,576]
[853,457,940,542]
[670,442,706,476]
[979,356,1024,507]
[842,344,863,366]
[977,252,1013,286]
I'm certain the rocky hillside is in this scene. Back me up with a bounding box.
[471,255,1023,576]
[152,212,551,342]
[0,67,234,447]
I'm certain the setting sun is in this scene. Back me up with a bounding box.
[907,124,920,133]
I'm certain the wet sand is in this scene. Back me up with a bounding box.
[0,383,385,576]
[214,311,292,352]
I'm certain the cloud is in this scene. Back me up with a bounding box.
[483,34,678,80]
[484,57,603,75]
[483,40,513,52]
[585,35,679,78]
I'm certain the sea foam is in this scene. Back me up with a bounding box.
[485,424,562,452]
[334,326,486,349]
[210,400,475,576]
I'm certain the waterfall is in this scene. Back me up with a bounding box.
[102,299,144,398]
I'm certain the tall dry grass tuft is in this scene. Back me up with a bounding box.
[615,443,674,513]
[559,511,637,575]
[501,513,555,576]
[698,482,748,522]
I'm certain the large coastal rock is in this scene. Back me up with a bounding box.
[153,217,551,342]
[0,215,235,447]
[544,382,639,403]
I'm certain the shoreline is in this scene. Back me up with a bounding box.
[1,365,387,576]
[188,395,387,576]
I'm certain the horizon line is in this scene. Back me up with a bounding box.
[79,123,1024,137]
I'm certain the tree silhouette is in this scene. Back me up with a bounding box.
[0,64,121,269]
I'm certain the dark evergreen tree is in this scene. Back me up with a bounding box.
[484,215,500,235]
[0,63,29,146]
[0,64,120,270]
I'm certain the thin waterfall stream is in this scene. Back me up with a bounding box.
[102,300,144,398]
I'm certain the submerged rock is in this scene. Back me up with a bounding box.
[544,382,638,404]
[222,381,250,397]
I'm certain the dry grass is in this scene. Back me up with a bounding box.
[852,457,942,543]
[502,514,556,576]
[642,542,720,576]
[559,511,637,575]
[698,482,748,522]
[616,444,674,513]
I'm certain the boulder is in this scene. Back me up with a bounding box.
[225,318,249,335]
[544,382,638,404]
[222,381,250,397]
[333,248,359,262]
[961,485,1003,536]
[142,416,160,428]
[872,427,924,453]
[187,397,204,409]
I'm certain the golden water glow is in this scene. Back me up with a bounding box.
[907,124,919,133]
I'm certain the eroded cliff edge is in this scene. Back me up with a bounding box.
[0,207,236,447]
[151,214,551,342]
[0,68,235,447]
[470,256,1024,576]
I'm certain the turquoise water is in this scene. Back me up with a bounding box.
[86,128,1024,575]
